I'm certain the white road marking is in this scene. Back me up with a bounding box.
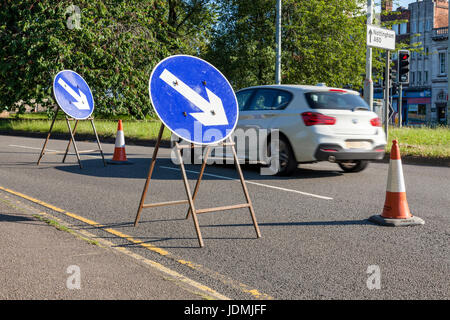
[8,144,101,159]
[160,165,333,200]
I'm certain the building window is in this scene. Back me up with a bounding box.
[424,71,428,84]
[392,24,399,34]
[418,104,426,116]
[400,23,407,34]
[418,21,424,33]
[439,52,446,74]
[411,72,415,84]
[417,71,421,85]
[411,21,416,33]
[408,104,427,124]
[426,20,431,31]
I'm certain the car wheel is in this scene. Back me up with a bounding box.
[267,137,297,176]
[337,160,369,173]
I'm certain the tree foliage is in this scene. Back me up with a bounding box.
[206,0,369,91]
[0,0,216,118]
[1,0,404,117]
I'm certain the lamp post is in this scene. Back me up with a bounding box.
[275,0,281,84]
[364,0,374,111]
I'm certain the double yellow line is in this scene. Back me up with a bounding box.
[0,185,273,300]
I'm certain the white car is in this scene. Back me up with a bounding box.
[231,84,387,175]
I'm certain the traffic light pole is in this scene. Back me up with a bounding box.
[397,49,410,127]
[384,51,390,138]
[398,83,403,127]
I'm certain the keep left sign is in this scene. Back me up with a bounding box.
[53,70,94,119]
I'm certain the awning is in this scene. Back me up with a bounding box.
[407,97,431,104]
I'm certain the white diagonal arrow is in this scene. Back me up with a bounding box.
[57,78,90,110]
[159,69,229,126]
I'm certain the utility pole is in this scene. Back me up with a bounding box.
[364,0,374,111]
[275,0,282,85]
[384,51,390,138]
[447,5,450,125]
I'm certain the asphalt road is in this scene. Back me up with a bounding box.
[0,134,448,300]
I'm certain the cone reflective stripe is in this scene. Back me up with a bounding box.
[369,140,424,227]
[381,140,411,219]
[108,120,132,164]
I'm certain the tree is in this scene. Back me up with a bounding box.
[205,0,276,90]
[0,0,217,118]
[282,0,368,89]
[206,0,370,91]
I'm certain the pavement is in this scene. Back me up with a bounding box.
[0,134,449,300]
[0,194,219,300]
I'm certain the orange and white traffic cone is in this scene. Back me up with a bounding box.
[369,140,424,226]
[107,120,132,165]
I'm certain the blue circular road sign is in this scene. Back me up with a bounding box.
[53,70,94,120]
[149,55,239,145]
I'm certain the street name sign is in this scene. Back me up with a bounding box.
[149,55,239,145]
[53,70,94,120]
[367,25,396,51]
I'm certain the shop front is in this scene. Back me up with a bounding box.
[406,97,430,125]
[373,88,432,125]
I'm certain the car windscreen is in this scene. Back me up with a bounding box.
[304,91,369,111]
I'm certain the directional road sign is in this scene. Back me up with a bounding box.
[388,103,395,120]
[149,55,239,145]
[53,70,94,120]
[367,25,396,51]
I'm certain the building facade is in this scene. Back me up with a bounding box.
[431,26,449,124]
[376,0,448,125]
[408,0,448,124]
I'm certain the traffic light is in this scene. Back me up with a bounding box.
[398,49,410,84]
[390,60,398,84]
[392,83,398,95]
[382,67,387,88]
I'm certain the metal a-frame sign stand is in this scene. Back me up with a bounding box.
[133,123,261,248]
[133,55,261,247]
[36,107,106,169]
[37,70,106,169]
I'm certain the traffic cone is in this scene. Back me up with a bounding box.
[107,120,132,165]
[369,140,424,226]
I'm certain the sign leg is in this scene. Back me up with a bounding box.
[90,118,106,166]
[62,120,79,163]
[65,117,82,169]
[229,137,261,238]
[176,142,204,248]
[134,124,165,227]
[37,109,58,165]
[185,145,211,219]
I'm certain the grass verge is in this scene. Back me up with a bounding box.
[387,126,450,160]
[32,214,99,246]
[0,118,172,141]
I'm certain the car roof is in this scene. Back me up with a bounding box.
[236,84,360,96]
